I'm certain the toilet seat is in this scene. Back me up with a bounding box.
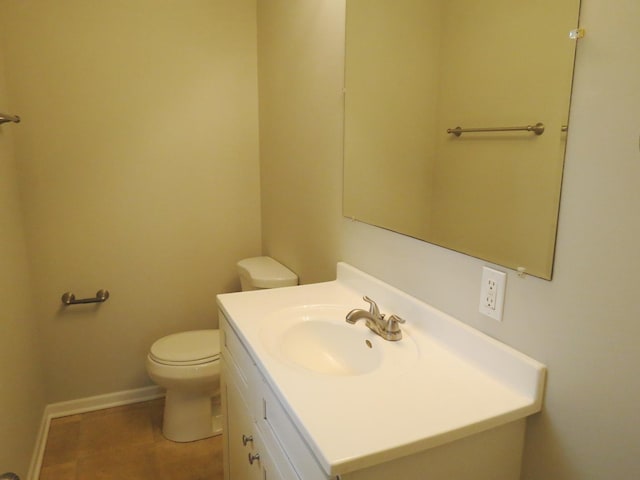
[150,329,220,366]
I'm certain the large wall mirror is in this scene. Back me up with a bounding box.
[343,0,581,279]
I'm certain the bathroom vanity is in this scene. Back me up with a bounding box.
[217,263,546,480]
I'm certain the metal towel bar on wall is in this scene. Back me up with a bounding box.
[447,122,545,137]
[0,473,20,480]
[61,289,110,306]
[0,112,20,125]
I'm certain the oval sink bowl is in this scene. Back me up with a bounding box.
[279,319,382,375]
[260,305,418,376]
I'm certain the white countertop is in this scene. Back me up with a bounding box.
[217,263,546,476]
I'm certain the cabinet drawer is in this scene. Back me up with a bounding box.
[259,382,327,480]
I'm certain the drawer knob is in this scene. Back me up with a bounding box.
[248,452,260,465]
[242,434,253,446]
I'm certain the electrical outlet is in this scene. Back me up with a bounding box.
[484,278,497,310]
[479,267,506,321]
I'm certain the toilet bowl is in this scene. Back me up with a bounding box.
[146,330,221,442]
[146,256,297,442]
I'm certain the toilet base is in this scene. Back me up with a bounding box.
[162,390,221,442]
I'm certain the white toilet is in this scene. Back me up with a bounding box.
[146,256,297,442]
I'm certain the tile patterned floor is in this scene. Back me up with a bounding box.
[39,398,223,480]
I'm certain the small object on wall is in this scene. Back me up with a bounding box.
[569,27,585,40]
[61,289,110,305]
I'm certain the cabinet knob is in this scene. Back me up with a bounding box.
[242,434,253,446]
[248,452,260,465]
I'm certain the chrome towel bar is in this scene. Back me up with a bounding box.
[447,122,545,137]
[0,113,20,125]
[61,289,110,305]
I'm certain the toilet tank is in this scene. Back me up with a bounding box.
[237,256,298,291]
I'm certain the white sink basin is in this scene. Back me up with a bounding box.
[260,305,418,376]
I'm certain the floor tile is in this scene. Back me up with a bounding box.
[80,401,152,419]
[154,435,223,480]
[77,406,154,456]
[50,414,83,426]
[38,398,223,480]
[149,398,165,442]
[76,443,158,480]
[39,461,77,480]
[42,418,81,466]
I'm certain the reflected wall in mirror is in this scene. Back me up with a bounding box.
[343,0,581,279]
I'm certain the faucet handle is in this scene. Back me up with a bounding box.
[384,314,406,341]
[387,314,405,326]
[362,296,382,318]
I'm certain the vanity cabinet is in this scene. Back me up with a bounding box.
[221,311,303,480]
[220,309,525,480]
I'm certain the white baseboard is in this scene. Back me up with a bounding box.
[28,385,165,480]
[43,385,165,419]
[27,410,50,480]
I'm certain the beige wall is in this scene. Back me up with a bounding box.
[257,0,344,284]
[0,0,261,402]
[0,46,46,478]
[259,1,640,479]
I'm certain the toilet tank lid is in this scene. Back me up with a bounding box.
[237,256,298,288]
[150,329,220,364]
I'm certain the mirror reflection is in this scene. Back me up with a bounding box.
[343,0,581,279]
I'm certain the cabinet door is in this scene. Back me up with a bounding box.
[222,364,261,480]
[253,424,302,480]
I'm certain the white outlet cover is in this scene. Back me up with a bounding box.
[479,267,507,321]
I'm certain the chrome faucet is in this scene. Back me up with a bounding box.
[346,296,406,341]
